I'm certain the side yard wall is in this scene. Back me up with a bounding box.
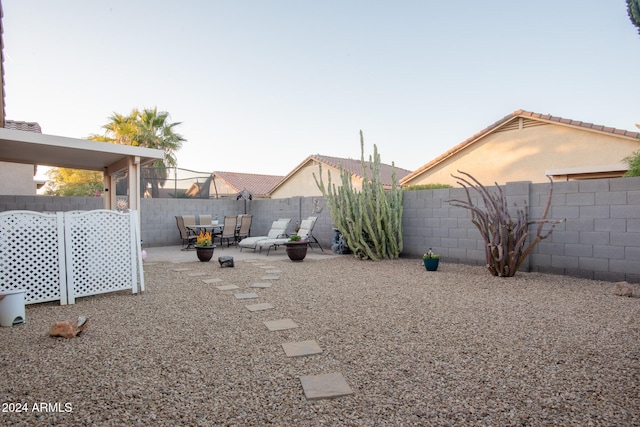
[2,176,638,282]
[401,177,640,283]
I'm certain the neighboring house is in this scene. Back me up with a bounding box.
[0,123,42,197]
[0,2,39,196]
[400,110,640,187]
[269,154,412,199]
[185,171,284,199]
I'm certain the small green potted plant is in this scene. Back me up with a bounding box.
[195,230,215,262]
[285,234,307,261]
[423,248,440,271]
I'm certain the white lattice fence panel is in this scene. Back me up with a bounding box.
[65,210,139,303]
[0,210,67,304]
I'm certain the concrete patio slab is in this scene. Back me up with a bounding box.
[264,319,298,331]
[299,373,354,400]
[282,340,322,357]
[245,303,275,312]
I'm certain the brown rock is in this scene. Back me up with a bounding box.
[614,282,633,297]
[49,316,89,338]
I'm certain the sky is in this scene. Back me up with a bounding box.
[3,1,640,179]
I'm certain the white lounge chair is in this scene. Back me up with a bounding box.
[238,218,290,252]
[256,217,318,255]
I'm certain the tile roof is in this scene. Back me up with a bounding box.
[213,171,284,198]
[4,120,42,133]
[309,154,412,185]
[400,109,640,184]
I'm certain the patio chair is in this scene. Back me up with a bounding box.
[217,215,237,247]
[238,218,290,252]
[175,216,197,250]
[235,215,253,242]
[256,216,320,255]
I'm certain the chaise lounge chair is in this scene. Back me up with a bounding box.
[237,218,290,252]
[256,216,320,255]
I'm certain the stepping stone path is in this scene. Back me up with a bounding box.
[263,318,299,331]
[234,292,259,300]
[281,340,322,357]
[184,258,354,401]
[245,302,275,312]
[250,282,272,288]
[300,373,354,400]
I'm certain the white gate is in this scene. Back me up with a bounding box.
[0,210,143,305]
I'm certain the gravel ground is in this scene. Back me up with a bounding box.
[1,256,639,426]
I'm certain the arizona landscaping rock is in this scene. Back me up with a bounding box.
[614,281,633,297]
[49,316,89,338]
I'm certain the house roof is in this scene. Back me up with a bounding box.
[213,171,284,198]
[400,109,640,184]
[0,1,5,128]
[269,154,412,194]
[5,120,42,133]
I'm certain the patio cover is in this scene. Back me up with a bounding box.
[0,127,164,212]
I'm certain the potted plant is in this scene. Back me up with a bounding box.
[195,230,215,262]
[423,248,440,271]
[285,234,307,261]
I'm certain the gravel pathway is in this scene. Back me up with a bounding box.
[1,257,639,426]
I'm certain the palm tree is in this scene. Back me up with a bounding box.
[90,108,186,198]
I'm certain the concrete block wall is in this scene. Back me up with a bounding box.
[0,195,102,212]
[3,176,638,282]
[402,177,640,283]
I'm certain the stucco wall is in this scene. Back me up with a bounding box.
[270,162,363,199]
[406,124,640,186]
[0,162,36,195]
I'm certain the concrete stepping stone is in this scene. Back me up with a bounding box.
[172,268,191,272]
[282,340,322,357]
[187,272,207,277]
[299,373,354,400]
[259,265,274,269]
[264,270,282,274]
[261,275,280,280]
[217,284,240,291]
[202,278,223,284]
[245,302,275,312]
[234,293,259,300]
[250,282,272,288]
[264,318,298,331]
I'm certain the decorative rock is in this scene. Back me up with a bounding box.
[614,281,633,297]
[49,316,89,338]
[218,256,234,267]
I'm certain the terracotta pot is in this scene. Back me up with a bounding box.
[196,246,215,262]
[285,241,307,261]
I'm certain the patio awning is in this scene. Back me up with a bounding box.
[0,127,164,213]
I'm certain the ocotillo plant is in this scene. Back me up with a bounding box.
[314,131,403,260]
[448,170,564,277]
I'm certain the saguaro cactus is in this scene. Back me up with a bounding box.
[314,131,403,260]
[447,171,564,277]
